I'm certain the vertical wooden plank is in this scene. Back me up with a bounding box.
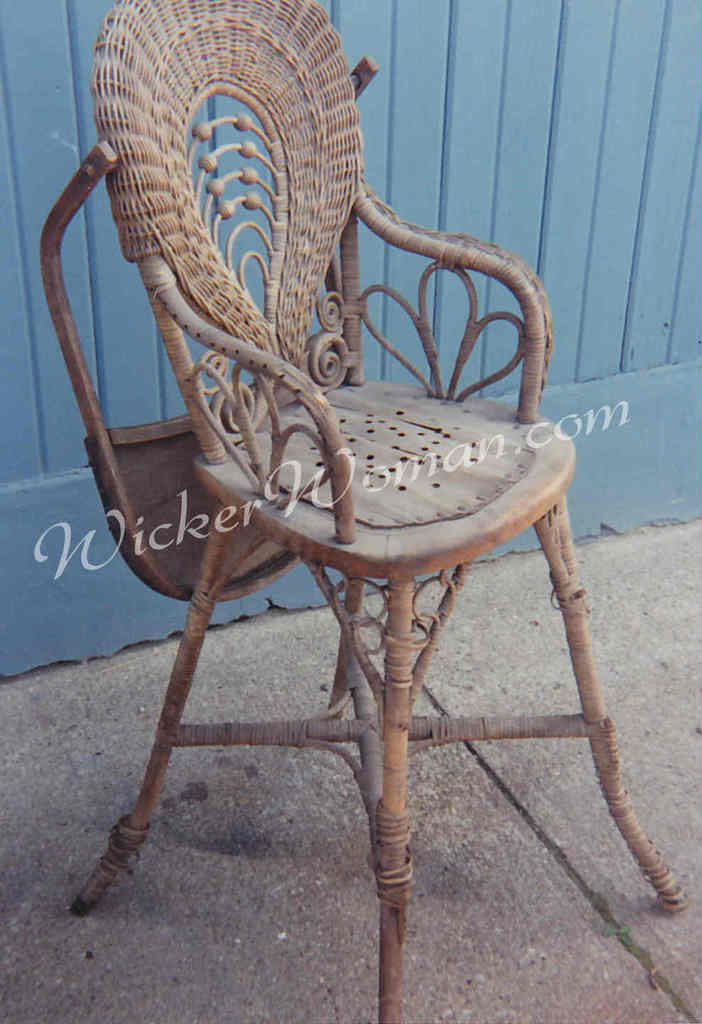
[434,0,508,392]
[538,0,617,386]
[480,0,561,397]
[381,0,451,384]
[669,113,701,365]
[492,1,561,265]
[623,0,701,371]
[0,40,42,482]
[337,0,393,382]
[68,0,163,430]
[434,0,560,399]
[576,0,664,381]
[0,0,98,474]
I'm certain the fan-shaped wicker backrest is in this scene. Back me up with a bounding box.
[92,0,363,366]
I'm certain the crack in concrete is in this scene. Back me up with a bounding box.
[422,684,698,1023]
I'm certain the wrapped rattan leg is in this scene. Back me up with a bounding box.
[71,524,231,916]
[377,579,414,1024]
[534,499,687,912]
[588,718,687,910]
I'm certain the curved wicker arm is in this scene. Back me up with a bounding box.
[40,142,119,437]
[40,142,211,600]
[354,182,552,423]
[139,256,356,545]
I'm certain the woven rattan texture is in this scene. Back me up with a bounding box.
[92,0,363,365]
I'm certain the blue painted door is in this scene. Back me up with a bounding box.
[0,0,699,673]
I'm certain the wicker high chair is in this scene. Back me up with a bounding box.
[40,1,687,1021]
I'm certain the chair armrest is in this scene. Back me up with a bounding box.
[139,256,356,544]
[353,182,552,423]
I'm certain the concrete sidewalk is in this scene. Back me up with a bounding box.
[1,520,700,1024]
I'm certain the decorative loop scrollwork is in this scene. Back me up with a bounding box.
[306,330,350,390]
[412,570,452,641]
[360,259,526,402]
[197,352,262,433]
[360,282,435,395]
[311,564,471,718]
[187,102,285,329]
[316,290,344,333]
[449,310,525,401]
[350,579,390,657]
[208,377,258,434]
[199,352,230,395]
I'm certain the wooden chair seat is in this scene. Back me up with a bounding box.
[197,381,575,577]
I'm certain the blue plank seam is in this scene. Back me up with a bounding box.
[620,0,672,373]
[574,0,620,384]
[668,109,701,365]
[379,0,400,380]
[432,0,457,355]
[536,0,568,282]
[480,0,512,386]
[0,10,46,475]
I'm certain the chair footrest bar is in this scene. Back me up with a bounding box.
[174,713,589,748]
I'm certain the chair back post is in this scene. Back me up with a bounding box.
[339,211,364,386]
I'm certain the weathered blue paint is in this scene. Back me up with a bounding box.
[0,29,41,483]
[436,0,511,389]
[670,115,701,366]
[0,469,321,676]
[475,0,561,397]
[622,0,701,372]
[381,0,450,383]
[575,0,664,383]
[539,0,618,386]
[0,0,699,673]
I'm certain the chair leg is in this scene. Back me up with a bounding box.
[71,525,232,915]
[534,499,687,912]
[377,578,414,1024]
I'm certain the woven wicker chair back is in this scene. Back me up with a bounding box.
[92,0,363,365]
